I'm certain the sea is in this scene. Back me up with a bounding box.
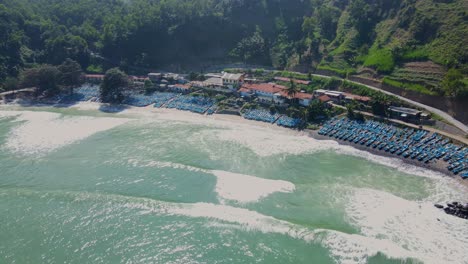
[0,104,467,264]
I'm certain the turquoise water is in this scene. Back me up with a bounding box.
[0,105,467,264]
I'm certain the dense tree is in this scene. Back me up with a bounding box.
[0,0,466,100]
[20,65,61,96]
[100,68,129,103]
[2,77,19,91]
[346,102,364,121]
[307,100,327,121]
[370,94,389,116]
[442,69,467,97]
[58,59,84,94]
[230,26,269,64]
[144,79,155,94]
[0,4,25,82]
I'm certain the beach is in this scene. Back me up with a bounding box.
[2,99,465,180]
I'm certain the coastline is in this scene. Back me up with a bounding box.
[308,129,468,188]
[1,99,467,188]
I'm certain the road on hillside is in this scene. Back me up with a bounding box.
[310,73,468,134]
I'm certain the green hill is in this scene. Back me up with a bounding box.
[0,0,467,96]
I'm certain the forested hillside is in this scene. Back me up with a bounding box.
[1,0,467,97]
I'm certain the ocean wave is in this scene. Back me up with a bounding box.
[1,110,129,155]
[340,187,468,264]
[6,187,464,264]
[125,159,295,204]
[74,189,461,264]
[211,170,295,204]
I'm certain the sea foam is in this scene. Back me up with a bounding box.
[125,159,295,203]
[336,187,468,264]
[211,170,295,203]
[128,196,459,264]
[2,110,129,155]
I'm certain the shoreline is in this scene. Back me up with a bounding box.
[1,99,467,187]
[308,130,468,188]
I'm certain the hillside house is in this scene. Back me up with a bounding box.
[222,72,244,89]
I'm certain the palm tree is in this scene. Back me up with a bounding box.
[286,80,299,105]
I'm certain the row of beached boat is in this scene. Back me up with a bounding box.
[319,118,468,179]
[242,109,302,128]
[165,95,216,114]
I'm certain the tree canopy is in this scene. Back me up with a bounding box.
[0,0,466,98]
[100,68,129,103]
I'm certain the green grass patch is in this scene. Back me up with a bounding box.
[382,77,437,95]
[316,64,355,77]
[401,47,429,61]
[363,48,395,73]
[462,78,468,86]
[86,64,103,73]
[278,71,310,80]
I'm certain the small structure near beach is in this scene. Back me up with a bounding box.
[388,106,425,123]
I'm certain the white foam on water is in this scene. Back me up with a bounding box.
[129,200,317,242]
[168,200,468,264]
[129,198,440,264]
[2,110,129,155]
[126,159,206,173]
[333,187,468,264]
[211,170,295,203]
[39,189,467,264]
[214,127,319,157]
[46,102,463,182]
[322,231,416,264]
[125,159,295,203]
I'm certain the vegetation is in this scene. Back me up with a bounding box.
[382,77,437,96]
[0,0,466,99]
[441,69,468,98]
[363,47,395,73]
[100,68,128,103]
[286,80,299,98]
[341,80,400,104]
[18,59,83,96]
[346,102,365,121]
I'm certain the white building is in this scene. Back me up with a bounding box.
[221,72,244,89]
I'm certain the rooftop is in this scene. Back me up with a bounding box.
[343,92,371,102]
[204,77,224,86]
[174,84,191,89]
[238,87,253,93]
[318,95,331,103]
[241,83,287,94]
[85,74,105,78]
[388,106,422,116]
[222,72,244,80]
[294,92,313,100]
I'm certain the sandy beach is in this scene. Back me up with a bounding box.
[2,99,467,188]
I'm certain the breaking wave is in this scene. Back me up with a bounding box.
[1,110,129,155]
[125,159,295,203]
